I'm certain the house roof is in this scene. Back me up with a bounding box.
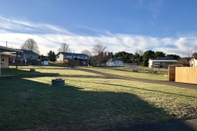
[57,52,89,57]
[0,45,22,53]
[0,52,19,57]
[189,58,197,63]
[21,50,39,55]
[149,58,178,62]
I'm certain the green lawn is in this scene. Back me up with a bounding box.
[0,66,197,130]
[79,66,169,80]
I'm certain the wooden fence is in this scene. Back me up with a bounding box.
[168,66,176,81]
[168,67,197,84]
[175,67,197,84]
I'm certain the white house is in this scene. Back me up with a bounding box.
[106,58,123,67]
[148,58,178,68]
[56,52,89,66]
[189,58,197,67]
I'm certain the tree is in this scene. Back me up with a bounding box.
[166,54,180,60]
[92,43,107,66]
[155,51,165,58]
[142,50,155,66]
[185,46,197,58]
[90,51,112,66]
[131,53,143,65]
[135,50,144,56]
[192,52,197,58]
[92,43,107,55]
[48,50,56,61]
[58,43,71,52]
[114,51,132,63]
[81,50,92,56]
[21,38,39,54]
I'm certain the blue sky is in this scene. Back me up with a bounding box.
[0,0,197,56]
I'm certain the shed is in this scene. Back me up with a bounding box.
[41,58,50,65]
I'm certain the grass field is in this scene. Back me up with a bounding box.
[0,66,197,130]
[79,66,169,80]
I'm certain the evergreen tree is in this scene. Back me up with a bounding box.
[143,50,155,66]
[48,50,56,61]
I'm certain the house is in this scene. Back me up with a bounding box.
[189,58,197,67]
[19,50,39,65]
[0,45,22,75]
[56,52,89,66]
[106,58,123,67]
[148,58,178,68]
[1,53,10,68]
[1,52,17,68]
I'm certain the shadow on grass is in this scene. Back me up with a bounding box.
[0,77,196,131]
[1,68,59,77]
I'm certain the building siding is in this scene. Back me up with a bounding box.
[1,55,9,68]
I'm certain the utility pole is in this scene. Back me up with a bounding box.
[6,41,7,47]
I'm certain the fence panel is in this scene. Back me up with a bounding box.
[175,67,197,84]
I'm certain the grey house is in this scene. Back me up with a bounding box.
[19,50,39,64]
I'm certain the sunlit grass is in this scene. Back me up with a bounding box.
[79,66,168,80]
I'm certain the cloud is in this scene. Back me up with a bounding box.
[0,16,72,34]
[0,15,197,57]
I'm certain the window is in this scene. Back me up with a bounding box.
[66,56,72,59]
[153,62,160,67]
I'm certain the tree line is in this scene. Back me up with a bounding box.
[20,38,196,66]
[89,47,181,66]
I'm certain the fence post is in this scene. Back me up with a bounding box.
[168,66,175,81]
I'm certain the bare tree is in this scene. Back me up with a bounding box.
[92,43,107,66]
[136,50,144,56]
[193,52,197,58]
[92,43,107,55]
[186,48,193,57]
[81,49,92,56]
[21,38,39,53]
[186,46,197,58]
[58,43,71,52]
